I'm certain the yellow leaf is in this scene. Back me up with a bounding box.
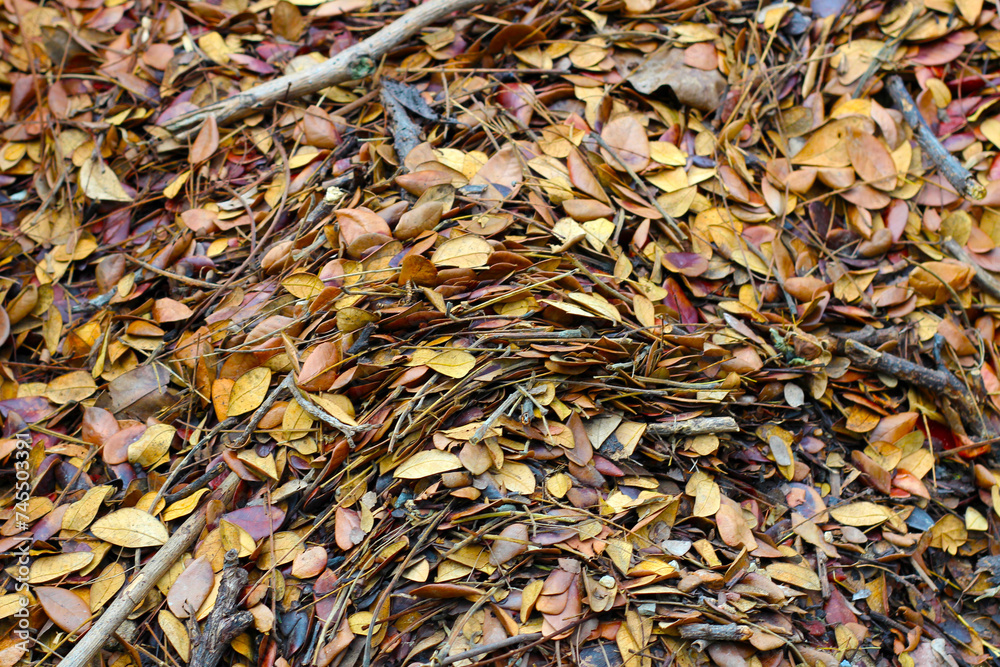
[128,423,176,469]
[546,473,572,498]
[765,562,821,591]
[929,514,967,555]
[0,593,31,621]
[495,461,536,494]
[310,393,358,426]
[582,217,615,251]
[336,306,378,333]
[27,553,94,584]
[282,398,315,440]
[521,579,544,623]
[91,508,169,548]
[163,170,190,199]
[219,520,257,557]
[687,472,721,517]
[62,485,112,533]
[394,450,463,479]
[256,532,305,570]
[237,449,279,480]
[649,141,687,166]
[647,167,689,192]
[982,117,1000,149]
[567,292,621,322]
[966,507,988,532]
[409,348,476,378]
[606,538,633,575]
[431,235,493,268]
[135,491,166,516]
[91,563,126,612]
[159,610,191,661]
[197,31,233,65]
[79,156,132,202]
[633,294,655,328]
[162,489,210,522]
[617,624,646,667]
[349,611,374,635]
[957,0,983,24]
[228,367,272,416]
[282,272,325,299]
[46,370,97,404]
[830,501,890,527]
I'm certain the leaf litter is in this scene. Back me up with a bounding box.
[5,0,1000,666]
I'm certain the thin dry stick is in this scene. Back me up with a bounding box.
[161,0,501,138]
[58,473,240,667]
[647,416,739,436]
[885,75,985,201]
[435,633,544,667]
[679,623,752,641]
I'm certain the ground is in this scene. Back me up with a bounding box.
[2,0,1000,666]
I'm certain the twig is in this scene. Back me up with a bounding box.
[470,392,521,444]
[647,416,739,436]
[151,374,293,510]
[57,473,241,667]
[363,509,450,667]
[885,76,985,201]
[835,337,995,439]
[292,186,349,261]
[851,13,928,99]
[162,461,226,505]
[161,0,502,138]
[679,623,752,641]
[287,380,371,445]
[434,633,544,667]
[566,255,634,307]
[189,549,254,667]
[149,416,238,511]
[124,254,217,288]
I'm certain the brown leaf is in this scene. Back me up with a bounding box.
[625,46,726,111]
[189,115,219,165]
[489,523,528,566]
[273,1,307,41]
[335,507,364,550]
[600,115,650,173]
[167,556,214,618]
[36,586,91,634]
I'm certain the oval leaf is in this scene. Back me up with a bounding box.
[91,508,169,547]
[394,450,463,479]
[229,367,272,416]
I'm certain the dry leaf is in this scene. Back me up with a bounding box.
[395,450,463,478]
[91,508,169,547]
[229,367,272,416]
[79,156,132,202]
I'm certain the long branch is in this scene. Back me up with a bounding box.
[160,0,501,138]
[58,473,241,667]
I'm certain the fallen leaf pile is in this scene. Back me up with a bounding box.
[6,0,1000,665]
